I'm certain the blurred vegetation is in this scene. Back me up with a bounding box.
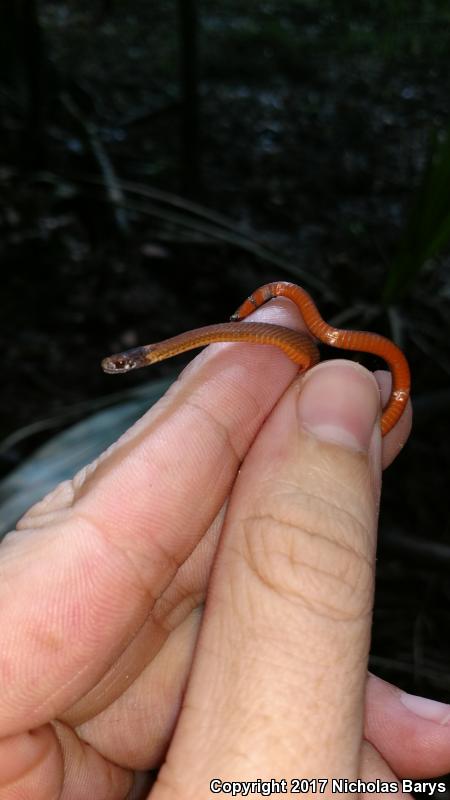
[384,128,450,302]
[1,0,450,723]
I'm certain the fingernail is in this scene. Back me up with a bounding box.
[298,361,380,451]
[400,691,450,724]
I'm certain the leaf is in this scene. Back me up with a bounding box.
[383,128,450,304]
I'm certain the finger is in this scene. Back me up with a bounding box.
[66,500,221,768]
[62,502,224,733]
[365,673,450,777]
[76,607,203,770]
[155,360,382,795]
[0,724,132,800]
[360,741,412,799]
[0,297,309,739]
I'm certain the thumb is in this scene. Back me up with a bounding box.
[157,360,382,793]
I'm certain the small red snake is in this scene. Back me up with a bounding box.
[102,281,410,436]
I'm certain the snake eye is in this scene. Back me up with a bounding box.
[101,345,150,373]
[101,355,134,373]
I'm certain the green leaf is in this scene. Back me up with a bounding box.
[383,128,450,304]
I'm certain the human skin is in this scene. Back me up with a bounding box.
[1,296,450,799]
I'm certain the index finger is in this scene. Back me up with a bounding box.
[0,297,306,738]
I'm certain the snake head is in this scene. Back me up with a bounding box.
[101,346,149,374]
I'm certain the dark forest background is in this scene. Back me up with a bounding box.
[1,0,450,781]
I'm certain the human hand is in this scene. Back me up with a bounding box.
[1,296,449,799]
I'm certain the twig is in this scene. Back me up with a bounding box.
[380,527,450,570]
[63,172,335,297]
[61,94,129,235]
[387,305,406,349]
[91,192,334,296]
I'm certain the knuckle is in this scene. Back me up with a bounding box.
[240,488,374,622]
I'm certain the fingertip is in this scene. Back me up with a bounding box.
[374,371,413,469]
[297,360,381,452]
[366,674,450,778]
